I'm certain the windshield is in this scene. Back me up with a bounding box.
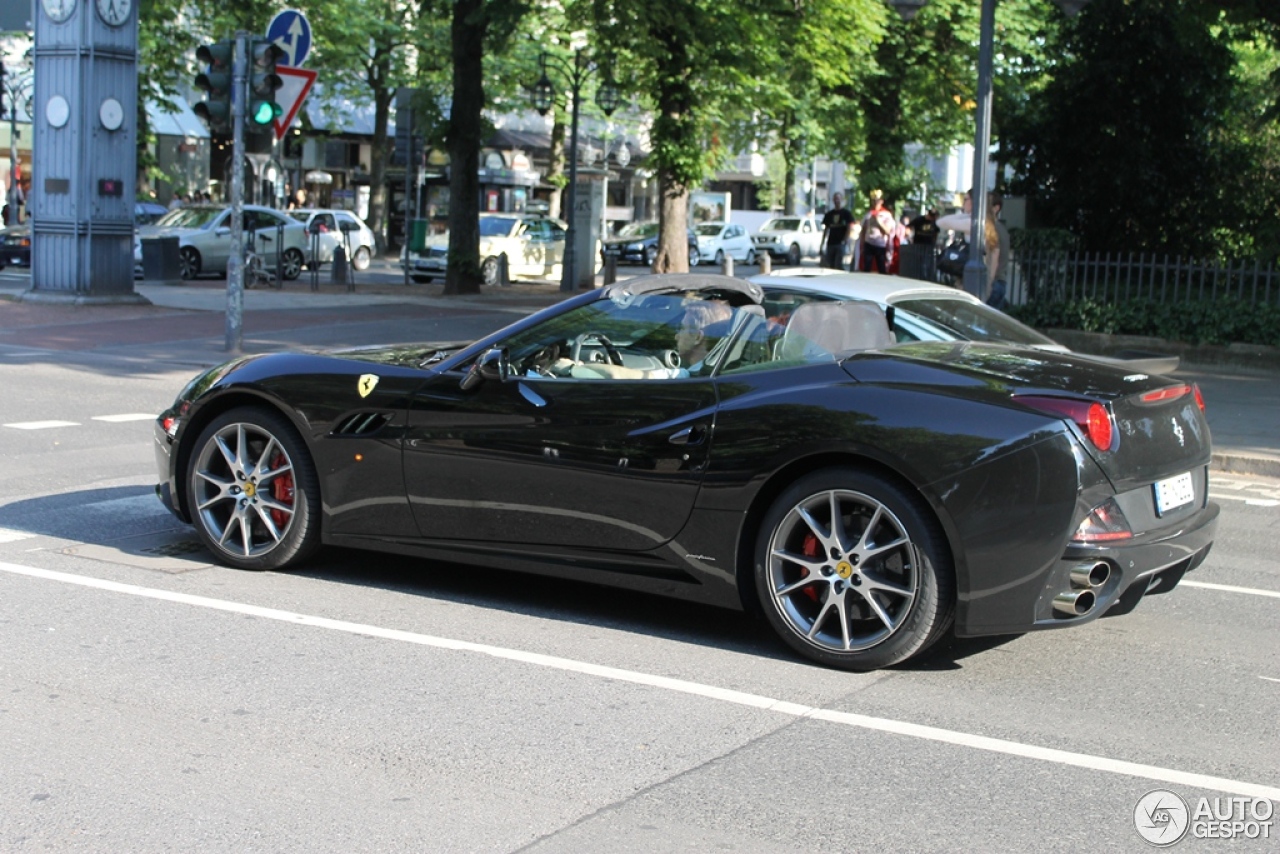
[762,218,800,232]
[695,224,725,236]
[893,297,1059,347]
[156,207,224,229]
[617,222,660,239]
[479,216,519,237]
[286,211,309,222]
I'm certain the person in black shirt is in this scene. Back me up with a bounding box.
[909,209,941,245]
[820,194,855,270]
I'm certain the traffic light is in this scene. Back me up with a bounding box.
[193,41,234,134]
[247,38,285,127]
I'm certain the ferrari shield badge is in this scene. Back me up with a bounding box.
[357,374,379,398]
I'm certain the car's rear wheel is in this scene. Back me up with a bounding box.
[179,247,201,280]
[186,407,321,571]
[745,248,757,265]
[787,243,801,266]
[754,467,954,671]
[280,248,305,280]
[351,246,372,271]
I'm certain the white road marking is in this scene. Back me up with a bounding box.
[1210,493,1280,507]
[0,528,35,543]
[3,420,80,430]
[92,414,156,423]
[1181,580,1280,599]
[1,559,1277,802]
[1260,676,1280,684]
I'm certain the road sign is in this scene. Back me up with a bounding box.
[272,65,317,140]
[267,9,312,68]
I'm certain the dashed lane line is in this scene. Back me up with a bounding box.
[3,420,81,430]
[1,558,1277,803]
[92,414,157,423]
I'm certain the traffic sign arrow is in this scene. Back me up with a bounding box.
[272,65,317,140]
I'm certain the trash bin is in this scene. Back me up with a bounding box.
[409,219,430,253]
[142,236,181,280]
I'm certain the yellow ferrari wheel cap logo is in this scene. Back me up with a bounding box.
[243,482,257,498]
[836,561,854,579]
[358,374,379,398]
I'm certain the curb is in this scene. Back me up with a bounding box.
[1211,452,1280,480]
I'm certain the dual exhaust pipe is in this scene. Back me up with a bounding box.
[1053,561,1112,617]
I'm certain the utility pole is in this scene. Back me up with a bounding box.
[226,33,247,353]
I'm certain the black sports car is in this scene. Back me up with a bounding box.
[154,274,1219,670]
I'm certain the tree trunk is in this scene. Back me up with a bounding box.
[444,0,485,295]
[368,80,392,253]
[546,116,566,220]
[654,171,690,273]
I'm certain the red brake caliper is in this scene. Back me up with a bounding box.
[800,532,821,601]
[270,453,294,528]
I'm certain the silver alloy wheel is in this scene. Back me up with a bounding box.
[179,247,200,279]
[281,248,305,280]
[352,246,372,271]
[690,246,700,265]
[192,420,298,559]
[765,487,919,653]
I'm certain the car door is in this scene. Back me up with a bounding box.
[729,224,752,259]
[518,217,549,277]
[201,210,235,271]
[402,297,719,552]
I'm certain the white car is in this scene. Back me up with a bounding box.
[139,205,312,280]
[752,215,822,265]
[287,208,377,271]
[401,213,578,286]
[694,222,756,266]
[750,268,1180,374]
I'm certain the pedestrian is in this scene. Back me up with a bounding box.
[937,190,1006,307]
[858,190,896,274]
[909,209,941,245]
[820,193,855,270]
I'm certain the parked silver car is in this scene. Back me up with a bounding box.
[139,205,311,280]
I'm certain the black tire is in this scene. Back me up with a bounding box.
[481,256,501,286]
[411,274,433,284]
[644,244,658,267]
[280,248,305,281]
[745,248,757,265]
[186,407,322,571]
[351,246,372,271]
[787,243,802,266]
[714,249,726,266]
[754,467,954,671]
[179,247,201,280]
[690,246,701,266]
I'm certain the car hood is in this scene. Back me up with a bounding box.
[331,342,472,368]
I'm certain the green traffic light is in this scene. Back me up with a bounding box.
[250,100,283,125]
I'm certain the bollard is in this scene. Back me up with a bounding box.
[721,255,734,277]
[759,253,772,274]
[331,245,349,285]
[603,254,617,285]
[498,253,510,286]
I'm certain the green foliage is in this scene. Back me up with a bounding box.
[1008,298,1280,347]
[1009,227,1078,254]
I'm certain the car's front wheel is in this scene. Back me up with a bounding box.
[186,407,322,571]
[787,243,802,266]
[481,256,501,286]
[178,247,201,280]
[280,248,305,280]
[689,246,701,266]
[714,249,726,266]
[645,245,658,267]
[754,467,954,671]
[745,248,757,265]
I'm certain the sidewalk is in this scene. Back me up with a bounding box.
[2,268,1277,478]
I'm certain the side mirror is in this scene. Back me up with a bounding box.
[459,347,509,390]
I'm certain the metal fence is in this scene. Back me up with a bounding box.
[1008,250,1280,307]
[896,245,1280,308]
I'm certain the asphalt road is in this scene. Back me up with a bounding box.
[0,303,1277,853]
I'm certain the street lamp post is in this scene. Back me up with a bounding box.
[531,50,619,292]
[887,0,1091,299]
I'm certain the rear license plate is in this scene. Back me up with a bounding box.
[1153,471,1195,516]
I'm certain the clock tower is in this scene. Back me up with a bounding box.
[26,0,143,302]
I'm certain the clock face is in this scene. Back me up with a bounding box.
[41,0,77,23]
[95,0,131,26]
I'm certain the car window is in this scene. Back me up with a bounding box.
[496,294,774,381]
[618,222,659,238]
[802,221,812,233]
[695,224,723,237]
[335,213,359,228]
[524,219,551,242]
[479,217,518,237]
[157,207,224,229]
[892,297,1058,346]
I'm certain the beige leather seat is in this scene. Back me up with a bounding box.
[778,301,894,361]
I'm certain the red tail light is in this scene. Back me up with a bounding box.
[1140,384,1190,403]
[1073,498,1134,543]
[1192,383,1205,411]
[1014,395,1116,452]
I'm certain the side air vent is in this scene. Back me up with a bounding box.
[332,412,393,436]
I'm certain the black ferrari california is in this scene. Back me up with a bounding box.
[155,274,1219,670]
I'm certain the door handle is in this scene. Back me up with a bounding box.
[668,425,707,446]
